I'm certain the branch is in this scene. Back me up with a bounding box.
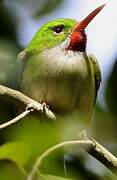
[88,140,117,173]
[0,84,56,129]
[27,139,117,180]
[0,84,56,125]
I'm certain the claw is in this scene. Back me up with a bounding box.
[42,102,49,109]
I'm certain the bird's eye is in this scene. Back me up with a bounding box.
[51,25,64,34]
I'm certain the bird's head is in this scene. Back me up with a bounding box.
[26,4,105,55]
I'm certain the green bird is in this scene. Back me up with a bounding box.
[16,4,105,124]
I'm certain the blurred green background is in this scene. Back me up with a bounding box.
[0,0,117,179]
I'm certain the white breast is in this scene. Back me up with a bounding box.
[40,44,88,78]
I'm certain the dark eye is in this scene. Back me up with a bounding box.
[52,25,64,34]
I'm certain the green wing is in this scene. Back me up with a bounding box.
[89,54,101,106]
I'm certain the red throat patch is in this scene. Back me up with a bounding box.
[67,30,87,52]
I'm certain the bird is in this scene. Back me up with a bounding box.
[15,4,105,126]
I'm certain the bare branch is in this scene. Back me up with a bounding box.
[27,139,117,180]
[0,84,56,121]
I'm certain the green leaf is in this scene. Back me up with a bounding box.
[0,141,31,172]
[0,161,26,180]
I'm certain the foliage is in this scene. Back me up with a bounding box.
[34,0,63,17]
[106,60,117,116]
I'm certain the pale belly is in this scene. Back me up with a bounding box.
[21,51,95,119]
[26,76,94,116]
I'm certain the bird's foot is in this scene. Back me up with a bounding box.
[26,102,49,113]
[42,102,49,109]
[41,102,49,114]
[25,102,56,121]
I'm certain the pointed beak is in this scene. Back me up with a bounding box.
[74,4,106,31]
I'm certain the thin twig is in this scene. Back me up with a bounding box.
[27,140,92,180]
[0,110,31,130]
[27,139,117,180]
